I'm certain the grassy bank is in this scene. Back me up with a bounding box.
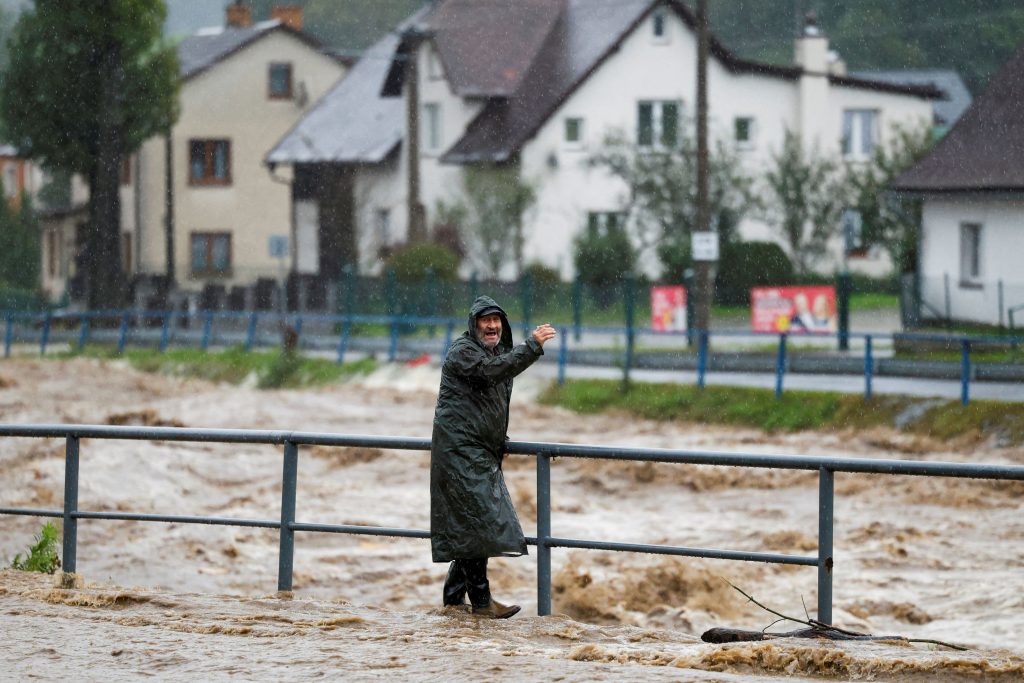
[60,346,376,389]
[539,379,1024,446]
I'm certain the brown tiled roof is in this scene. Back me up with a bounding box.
[442,0,940,164]
[893,43,1024,193]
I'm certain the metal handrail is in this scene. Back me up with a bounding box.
[3,424,1024,624]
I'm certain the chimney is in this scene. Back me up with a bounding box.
[794,10,830,149]
[226,1,253,29]
[271,5,304,31]
[794,10,828,73]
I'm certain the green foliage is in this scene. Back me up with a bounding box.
[589,126,755,280]
[0,191,39,290]
[714,241,794,305]
[540,380,1024,445]
[572,213,636,307]
[10,522,61,574]
[385,242,460,283]
[845,123,935,273]
[762,131,845,275]
[462,164,537,277]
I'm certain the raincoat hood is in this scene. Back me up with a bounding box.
[467,295,513,352]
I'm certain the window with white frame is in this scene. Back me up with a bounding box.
[423,102,442,153]
[841,109,878,160]
[564,117,584,147]
[959,222,982,286]
[637,100,680,148]
[375,208,391,246]
[734,116,755,148]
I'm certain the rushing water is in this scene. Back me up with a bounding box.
[1,358,1023,680]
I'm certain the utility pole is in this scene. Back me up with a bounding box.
[693,0,714,334]
[403,28,427,243]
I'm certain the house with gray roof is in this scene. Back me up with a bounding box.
[39,3,347,306]
[853,70,972,134]
[892,44,1024,327]
[269,0,940,280]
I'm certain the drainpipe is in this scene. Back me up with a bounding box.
[164,133,175,288]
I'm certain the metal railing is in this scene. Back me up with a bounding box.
[3,424,1024,623]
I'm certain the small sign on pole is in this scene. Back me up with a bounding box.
[692,231,719,261]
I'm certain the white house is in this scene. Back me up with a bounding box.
[893,43,1024,327]
[269,0,939,281]
[39,4,347,306]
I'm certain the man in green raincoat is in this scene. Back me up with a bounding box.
[431,295,556,618]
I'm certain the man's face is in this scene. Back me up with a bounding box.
[476,313,502,349]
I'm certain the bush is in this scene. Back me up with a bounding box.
[714,241,794,305]
[10,522,61,574]
[384,242,460,283]
[573,216,636,307]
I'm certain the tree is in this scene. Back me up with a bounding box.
[0,0,179,308]
[461,163,536,278]
[573,212,636,308]
[845,123,934,273]
[762,131,846,276]
[588,127,755,281]
[0,191,40,291]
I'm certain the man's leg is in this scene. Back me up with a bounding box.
[442,560,468,606]
[466,558,520,619]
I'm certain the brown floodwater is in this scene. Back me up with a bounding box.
[1,357,1023,680]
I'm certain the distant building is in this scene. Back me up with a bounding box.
[0,144,44,210]
[852,70,972,135]
[893,44,1024,327]
[39,3,348,306]
[269,0,940,281]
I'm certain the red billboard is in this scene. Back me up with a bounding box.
[650,286,687,332]
[751,286,837,334]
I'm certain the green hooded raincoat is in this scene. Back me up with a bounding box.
[430,296,544,562]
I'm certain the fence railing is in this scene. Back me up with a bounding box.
[3,309,1023,406]
[3,424,1024,623]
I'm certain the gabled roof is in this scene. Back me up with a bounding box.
[177,19,334,81]
[266,7,431,165]
[893,44,1024,193]
[853,70,972,126]
[441,0,942,163]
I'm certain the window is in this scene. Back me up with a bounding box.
[269,62,293,99]
[190,232,232,276]
[734,117,755,147]
[959,222,982,286]
[564,117,584,146]
[423,102,442,153]
[189,140,231,185]
[586,211,624,233]
[375,208,391,245]
[637,100,680,148]
[651,10,668,42]
[3,163,17,198]
[841,109,877,159]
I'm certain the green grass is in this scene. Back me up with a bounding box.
[61,346,377,389]
[540,379,1024,445]
[10,522,61,574]
[849,293,899,311]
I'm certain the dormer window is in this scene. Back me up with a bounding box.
[269,62,293,99]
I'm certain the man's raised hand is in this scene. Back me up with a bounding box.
[531,323,556,347]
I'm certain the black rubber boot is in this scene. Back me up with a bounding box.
[443,560,468,606]
[464,558,491,609]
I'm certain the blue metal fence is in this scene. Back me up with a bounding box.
[3,423,1024,623]
[2,309,1023,405]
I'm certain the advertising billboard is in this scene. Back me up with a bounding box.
[751,286,837,334]
[651,286,687,332]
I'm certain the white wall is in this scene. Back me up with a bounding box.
[919,196,1024,325]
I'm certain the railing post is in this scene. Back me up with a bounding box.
[864,335,873,401]
[697,330,709,389]
[294,316,304,349]
[536,451,552,616]
[278,440,298,592]
[62,435,80,575]
[557,327,568,386]
[389,317,399,362]
[775,333,787,399]
[336,319,350,364]
[817,466,834,625]
[78,315,90,350]
[200,312,214,351]
[960,338,971,406]
[4,314,12,358]
[245,312,258,352]
[572,276,582,342]
[159,312,171,353]
[442,320,454,358]
[40,311,52,355]
[117,312,130,354]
